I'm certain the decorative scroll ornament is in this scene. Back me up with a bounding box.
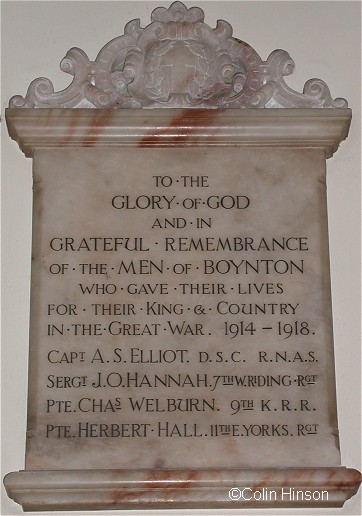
[9,2,347,109]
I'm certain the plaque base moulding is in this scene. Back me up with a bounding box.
[4,468,361,511]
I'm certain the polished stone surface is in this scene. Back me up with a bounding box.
[6,108,351,158]
[22,144,340,470]
[4,468,361,511]
[5,107,361,510]
[3,1,360,511]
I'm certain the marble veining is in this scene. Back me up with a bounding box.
[6,108,351,158]
[4,2,360,513]
[4,468,361,511]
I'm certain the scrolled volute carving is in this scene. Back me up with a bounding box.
[9,1,348,109]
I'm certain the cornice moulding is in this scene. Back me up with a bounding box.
[6,108,351,159]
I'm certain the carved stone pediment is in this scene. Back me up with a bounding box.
[9,1,347,109]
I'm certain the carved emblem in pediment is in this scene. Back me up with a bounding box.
[121,3,248,108]
[9,1,347,109]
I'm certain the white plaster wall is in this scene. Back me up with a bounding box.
[1,1,361,515]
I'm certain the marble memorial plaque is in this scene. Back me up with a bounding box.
[4,2,361,511]
[22,144,341,469]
